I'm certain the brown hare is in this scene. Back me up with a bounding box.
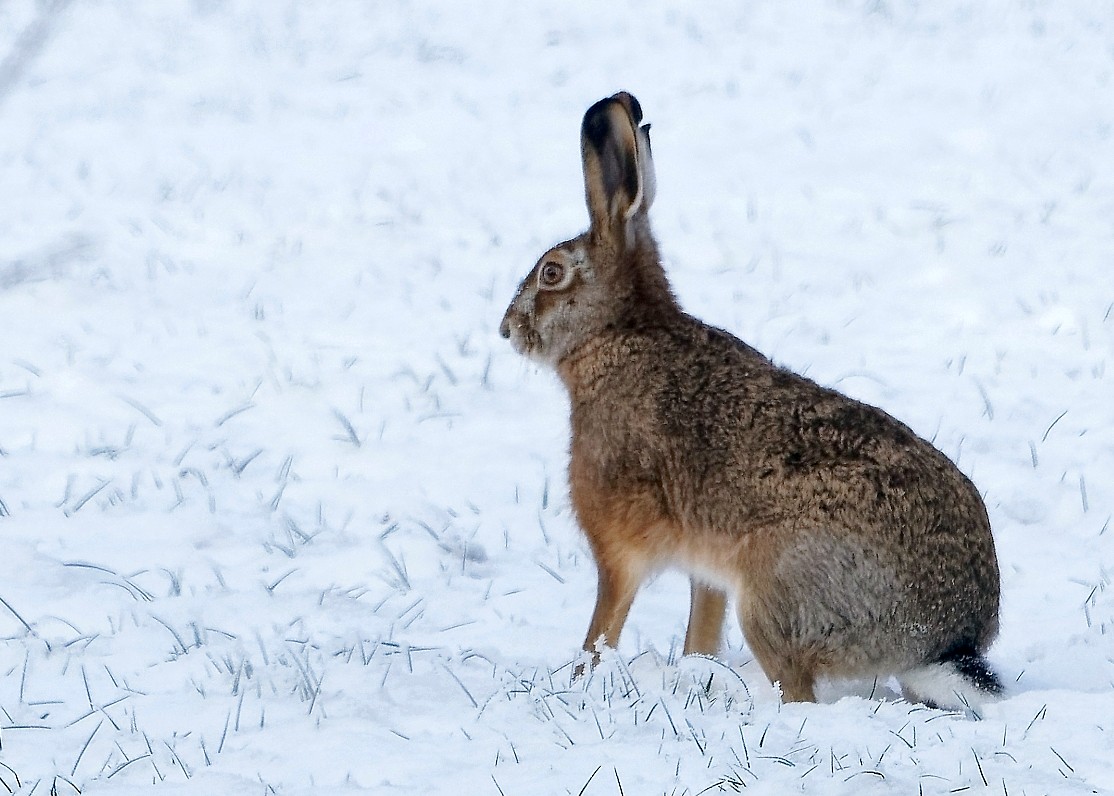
[499,92,1002,709]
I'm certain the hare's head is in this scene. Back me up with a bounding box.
[500,92,675,367]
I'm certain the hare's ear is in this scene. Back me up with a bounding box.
[581,92,654,239]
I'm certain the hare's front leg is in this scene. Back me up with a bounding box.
[582,559,642,663]
[684,580,727,655]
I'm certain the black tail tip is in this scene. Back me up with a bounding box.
[944,649,1004,696]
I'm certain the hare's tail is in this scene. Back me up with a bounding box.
[899,644,1003,711]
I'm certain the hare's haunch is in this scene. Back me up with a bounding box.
[500,93,1001,709]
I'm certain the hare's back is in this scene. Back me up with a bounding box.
[650,320,992,542]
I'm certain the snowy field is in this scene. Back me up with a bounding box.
[1,1,1112,793]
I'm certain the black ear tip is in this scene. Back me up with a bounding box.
[607,91,643,124]
[584,93,646,148]
[624,93,643,124]
[582,99,613,149]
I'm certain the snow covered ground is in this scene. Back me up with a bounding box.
[1,0,1112,793]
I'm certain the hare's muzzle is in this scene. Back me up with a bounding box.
[499,301,537,358]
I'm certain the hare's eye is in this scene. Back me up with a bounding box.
[540,261,565,287]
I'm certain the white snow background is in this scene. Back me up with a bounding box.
[1,1,1112,793]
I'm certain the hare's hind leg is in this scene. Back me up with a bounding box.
[684,580,727,655]
[737,604,820,702]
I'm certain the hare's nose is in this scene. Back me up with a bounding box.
[499,315,511,339]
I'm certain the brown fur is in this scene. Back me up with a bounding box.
[500,93,1001,705]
